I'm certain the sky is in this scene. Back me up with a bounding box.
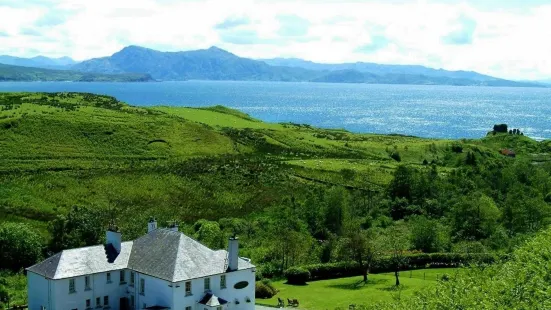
[0,0,550,80]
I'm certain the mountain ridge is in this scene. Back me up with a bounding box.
[0,46,545,87]
[0,63,154,82]
[70,46,542,87]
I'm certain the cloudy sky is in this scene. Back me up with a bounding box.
[1,0,550,80]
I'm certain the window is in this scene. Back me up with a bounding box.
[139,278,145,295]
[86,299,91,308]
[85,276,91,290]
[185,307,192,310]
[130,272,135,286]
[106,272,111,283]
[96,297,101,307]
[204,278,210,291]
[217,307,222,310]
[220,275,226,289]
[130,295,135,309]
[185,281,192,296]
[104,296,109,306]
[69,279,76,293]
[119,270,125,283]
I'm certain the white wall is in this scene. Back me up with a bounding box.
[28,268,255,310]
[172,268,256,310]
[133,272,173,310]
[27,272,51,310]
[48,270,129,310]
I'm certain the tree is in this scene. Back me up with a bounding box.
[0,223,43,271]
[49,205,104,253]
[380,225,411,286]
[339,220,382,282]
[388,165,414,202]
[193,220,225,249]
[408,215,450,253]
[451,193,501,240]
[324,187,349,236]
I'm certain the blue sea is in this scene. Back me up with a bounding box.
[1,81,550,140]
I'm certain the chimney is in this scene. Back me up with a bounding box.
[106,224,121,253]
[168,221,179,232]
[227,236,239,271]
[148,217,157,233]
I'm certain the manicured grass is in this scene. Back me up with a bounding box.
[257,268,460,310]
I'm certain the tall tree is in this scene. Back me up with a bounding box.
[380,225,411,286]
[340,220,381,282]
[0,223,43,271]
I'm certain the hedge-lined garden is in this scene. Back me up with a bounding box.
[285,253,499,283]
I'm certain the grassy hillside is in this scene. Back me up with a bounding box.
[0,63,153,82]
[1,92,549,233]
[2,92,551,308]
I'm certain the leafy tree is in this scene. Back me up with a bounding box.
[451,193,500,240]
[49,205,105,253]
[388,165,414,202]
[503,187,551,234]
[0,223,43,271]
[339,219,382,282]
[408,215,450,253]
[193,220,225,249]
[379,225,411,286]
[324,187,349,236]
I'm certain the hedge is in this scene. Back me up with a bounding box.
[289,253,500,282]
[284,267,311,285]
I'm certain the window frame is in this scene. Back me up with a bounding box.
[86,298,91,308]
[204,277,210,291]
[96,297,101,307]
[139,278,145,295]
[220,275,226,289]
[119,270,125,284]
[185,281,192,296]
[85,275,91,290]
[69,278,76,294]
[130,271,135,286]
[104,295,109,306]
[106,272,111,283]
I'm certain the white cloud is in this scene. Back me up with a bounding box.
[0,0,550,79]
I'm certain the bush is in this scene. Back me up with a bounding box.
[255,279,277,299]
[451,144,463,153]
[390,151,401,162]
[284,267,311,285]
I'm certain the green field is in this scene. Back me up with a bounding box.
[257,268,460,310]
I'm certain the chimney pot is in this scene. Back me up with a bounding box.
[227,236,239,271]
[148,217,157,233]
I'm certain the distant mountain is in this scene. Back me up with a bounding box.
[72,46,316,81]
[70,46,543,87]
[0,55,78,70]
[261,58,500,81]
[0,63,153,82]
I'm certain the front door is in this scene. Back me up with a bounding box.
[120,297,129,310]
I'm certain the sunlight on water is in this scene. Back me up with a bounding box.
[1,81,550,140]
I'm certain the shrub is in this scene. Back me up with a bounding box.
[451,144,463,153]
[390,151,401,162]
[255,279,277,298]
[284,267,311,285]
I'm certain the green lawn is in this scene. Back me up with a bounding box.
[257,268,460,310]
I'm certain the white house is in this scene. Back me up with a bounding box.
[26,219,256,310]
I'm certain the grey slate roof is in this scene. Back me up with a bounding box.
[27,242,133,279]
[27,229,254,282]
